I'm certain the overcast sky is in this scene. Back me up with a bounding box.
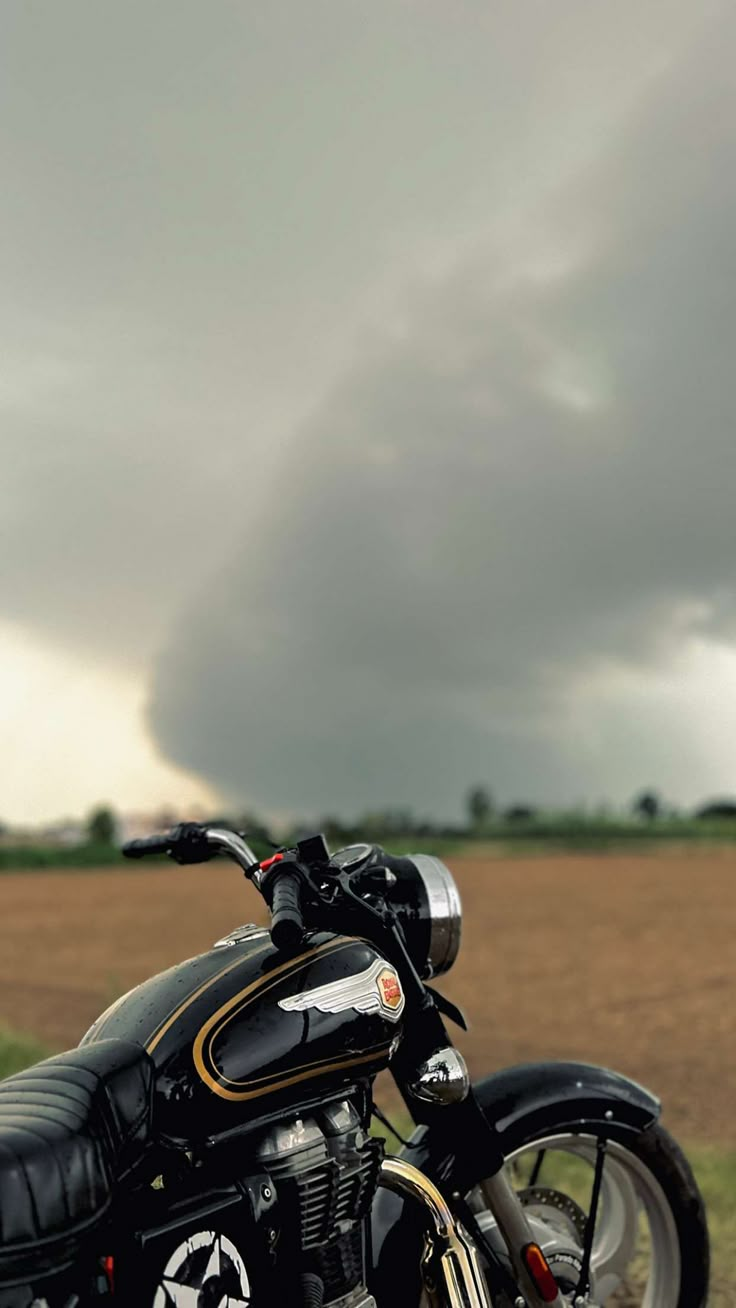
[3,0,735,824]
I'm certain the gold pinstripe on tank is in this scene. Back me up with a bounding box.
[148,935,354,1055]
[193,1042,394,1102]
[192,937,387,1100]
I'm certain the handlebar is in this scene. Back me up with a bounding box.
[122,825,260,875]
[122,823,306,948]
[205,828,261,876]
[121,824,370,955]
[122,834,172,858]
[269,868,306,951]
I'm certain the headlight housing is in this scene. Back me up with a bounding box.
[408,853,462,975]
[332,844,462,978]
[386,852,462,978]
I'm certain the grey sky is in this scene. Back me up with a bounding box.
[3,2,734,820]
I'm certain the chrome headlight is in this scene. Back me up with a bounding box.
[408,854,462,976]
[388,853,462,978]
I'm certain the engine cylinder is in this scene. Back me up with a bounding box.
[256,1100,382,1305]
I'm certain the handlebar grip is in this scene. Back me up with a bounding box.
[121,835,171,859]
[270,869,305,951]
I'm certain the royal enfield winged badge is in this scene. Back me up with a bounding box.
[278,957,406,1022]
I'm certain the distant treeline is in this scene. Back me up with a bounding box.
[0,842,129,871]
[4,788,736,869]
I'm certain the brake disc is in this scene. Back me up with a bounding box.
[518,1185,588,1243]
[517,1187,589,1297]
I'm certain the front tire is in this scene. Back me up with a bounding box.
[469,1121,708,1307]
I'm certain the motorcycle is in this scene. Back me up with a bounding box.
[0,823,709,1307]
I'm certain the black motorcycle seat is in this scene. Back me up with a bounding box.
[0,1038,153,1284]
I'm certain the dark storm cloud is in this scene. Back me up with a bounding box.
[1,0,701,662]
[2,1,731,813]
[149,9,736,817]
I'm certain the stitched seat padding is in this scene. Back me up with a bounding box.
[0,1039,153,1284]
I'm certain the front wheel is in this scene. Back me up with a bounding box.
[467,1122,708,1307]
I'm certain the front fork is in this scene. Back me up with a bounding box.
[478,1168,567,1308]
[384,940,566,1307]
[394,1044,567,1308]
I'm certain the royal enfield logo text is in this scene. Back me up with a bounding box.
[378,968,403,1012]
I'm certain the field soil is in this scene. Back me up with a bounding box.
[1,849,735,1144]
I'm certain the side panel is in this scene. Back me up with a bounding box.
[113,1174,280,1308]
[84,932,403,1144]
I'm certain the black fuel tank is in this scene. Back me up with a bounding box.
[81,930,404,1144]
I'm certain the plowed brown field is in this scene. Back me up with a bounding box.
[1,848,734,1143]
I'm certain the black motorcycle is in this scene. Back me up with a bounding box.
[0,824,709,1307]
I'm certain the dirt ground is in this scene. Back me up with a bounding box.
[1,848,735,1145]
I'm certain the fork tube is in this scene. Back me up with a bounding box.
[480,1170,567,1308]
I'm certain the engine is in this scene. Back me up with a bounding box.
[256,1100,384,1308]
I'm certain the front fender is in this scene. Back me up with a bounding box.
[472,1059,660,1145]
[370,1062,660,1303]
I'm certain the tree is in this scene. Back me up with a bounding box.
[695,799,736,820]
[236,811,273,843]
[87,805,117,845]
[466,785,494,831]
[632,790,661,821]
[504,804,537,823]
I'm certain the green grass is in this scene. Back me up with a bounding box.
[0,1026,50,1078]
[684,1142,736,1307]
